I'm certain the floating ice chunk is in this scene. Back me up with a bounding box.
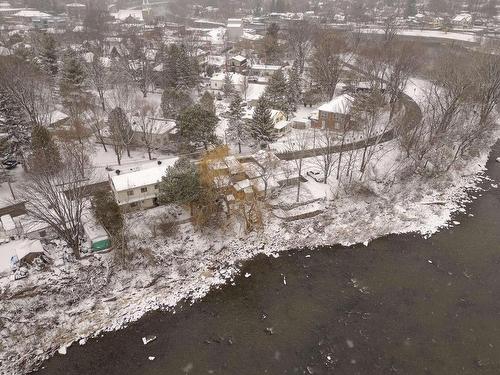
[244,273,251,278]
[148,356,155,361]
[346,339,354,348]
[142,335,157,345]
[58,346,67,355]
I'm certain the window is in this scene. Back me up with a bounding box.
[154,184,159,190]
[130,202,138,208]
[39,230,46,238]
[127,190,134,196]
[141,187,148,193]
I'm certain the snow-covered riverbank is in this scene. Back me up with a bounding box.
[0,131,498,374]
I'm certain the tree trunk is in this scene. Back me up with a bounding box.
[147,148,152,160]
[238,142,241,154]
[296,159,303,202]
[126,146,131,158]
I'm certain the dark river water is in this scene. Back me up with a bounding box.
[37,144,500,375]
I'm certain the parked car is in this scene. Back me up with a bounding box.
[2,159,18,170]
[306,169,324,183]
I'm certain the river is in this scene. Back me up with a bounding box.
[37,144,500,375]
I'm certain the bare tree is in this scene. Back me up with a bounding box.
[84,52,108,111]
[310,31,354,100]
[0,57,54,127]
[284,130,310,202]
[287,20,314,73]
[313,126,338,184]
[133,99,160,160]
[86,105,108,152]
[17,144,93,259]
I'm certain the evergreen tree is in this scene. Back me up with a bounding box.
[226,94,245,153]
[39,33,58,77]
[286,60,302,117]
[158,157,200,209]
[161,44,199,89]
[60,52,87,109]
[177,104,219,150]
[223,72,236,98]
[0,88,30,157]
[199,91,216,114]
[161,87,193,118]
[30,125,61,172]
[405,0,417,16]
[92,191,123,236]
[264,69,289,115]
[249,97,276,147]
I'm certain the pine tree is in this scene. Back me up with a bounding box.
[223,72,236,98]
[60,52,87,109]
[30,125,61,172]
[161,87,193,118]
[0,88,30,157]
[226,94,245,153]
[405,0,417,17]
[177,104,219,150]
[286,60,302,117]
[264,69,289,115]
[39,34,58,77]
[249,97,276,147]
[200,91,216,114]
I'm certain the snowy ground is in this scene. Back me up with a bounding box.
[1,126,498,374]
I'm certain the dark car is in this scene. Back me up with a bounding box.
[2,160,18,170]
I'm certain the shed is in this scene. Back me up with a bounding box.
[82,214,111,252]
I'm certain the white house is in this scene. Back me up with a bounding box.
[452,13,472,27]
[130,117,177,148]
[249,64,282,77]
[109,158,179,210]
[210,72,245,93]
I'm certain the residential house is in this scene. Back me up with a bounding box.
[452,13,472,27]
[310,94,354,130]
[109,158,179,210]
[130,117,177,149]
[210,72,246,93]
[249,64,282,77]
[229,55,247,73]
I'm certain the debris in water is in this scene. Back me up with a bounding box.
[305,255,311,258]
[142,335,157,345]
[453,220,460,225]
[182,362,194,373]
[282,274,287,285]
[496,157,500,163]
[57,346,67,355]
[148,356,155,361]
[78,338,87,346]
[346,339,354,348]
[265,327,274,335]
[427,260,433,264]
[244,273,251,278]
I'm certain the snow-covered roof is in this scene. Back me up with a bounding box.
[66,2,86,7]
[111,158,179,192]
[453,13,472,22]
[274,120,289,130]
[0,46,12,56]
[1,214,16,232]
[14,9,51,18]
[245,83,266,101]
[250,64,281,71]
[130,117,176,135]
[232,55,246,62]
[45,110,69,126]
[0,239,45,275]
[211,72,245,85]
[112,10,144,22]
[317,94,354,114]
